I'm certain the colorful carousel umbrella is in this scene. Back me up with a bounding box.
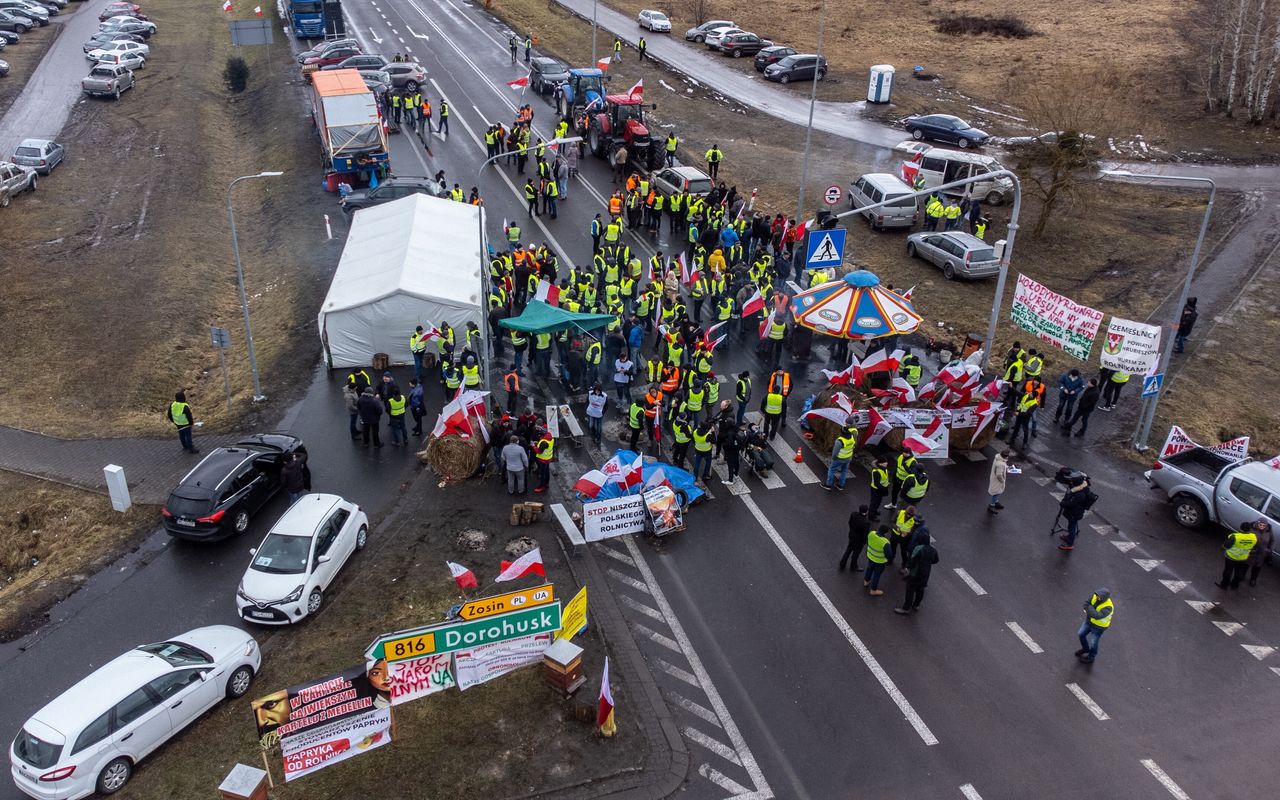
[789,271,922,340]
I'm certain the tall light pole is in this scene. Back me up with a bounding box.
[227,171,283,403]
[591,0,598,64]
[793,0,827,227]
[1103,170,1216,451]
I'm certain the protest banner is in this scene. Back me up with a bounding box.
[643,485,684,535]
[558,585,589,641]
[455,632,553,691]
[583,494,646,541]
[1101,317,1162,374]
[1160,425,1250,460]
[1009,274,1104,360]
[367,653,455,706]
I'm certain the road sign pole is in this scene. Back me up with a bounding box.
[219,348,231,412]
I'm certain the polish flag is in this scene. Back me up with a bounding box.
[758,308,775,340]
[1266,454,1280,470]
[534,279,560,307]
[643,467,672,490]
[600,454,627,483]
[740,287,765,317]
[890,375,917,404]
[652,403,662,445]
[496,548,546,582]
[903,417,945,455]
[621,452,644,490]
[822,359,862,386]
[574,469,610,498]
[980,379,1005,402]
[901,285,915,301]
[598,656,617,736]
[222,0,232,10]
[419,324,442,341]
[915,379,939,404]
[864,407,894,445]
[506,76,530,89]
[679,252,700,287]
[431,396,472,438]
[860,347,903,375]
[253,5,262,15]
[802,407,852,427]
[702,320,727,349]
[626,79,643,99]
[832,392,854,415]
[937,361,970,387]
[971,401,1003,444]
[900,161,919,186]
[446,561,478,591]
[596,57,612,71]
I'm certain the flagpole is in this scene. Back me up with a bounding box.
[793,0,827,227]
[591,0,599,64]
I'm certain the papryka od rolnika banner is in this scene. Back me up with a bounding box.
[251,664,392,782]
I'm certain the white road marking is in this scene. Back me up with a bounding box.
[1213,621,1245,636]
[1090,523,1112,535]
[1241,644,1275,660]
[597,544,636,567]
[652,656,700,687]
[740,494,938,745]
[953,568,988,596]
[1133,558,1163,571]
[406,25,429,39]
[712,463,751,495]
[960,784,985,800]
[606,567,651,594]
[391,27,400,35]
[631,621,683,653]
[1159,579,1189,593]
[767,434,820,483]
[1141,759,1192,800]
[1185,600,1217,614]
[699,763,752,795]
[1005,621,1044,654]
[617,591,665,622]
[132,184,151,240]
[683,726,742,765]
[1272,667,1280,677]
[1112,540,1137,553]
[404,46,412,53]
[370,28,382,43]
[668,690,723,727]
[1065,683,1110,721]
[398,36,405,43]
[621,537,774,796]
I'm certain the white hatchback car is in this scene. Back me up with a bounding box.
[89,50,144,70]
[637,9,671,32]
[236,493,368,625]
[85,40,148,60]
[10,626,260,799]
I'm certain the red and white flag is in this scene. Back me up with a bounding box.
[900,161,919,186]
[534,278,560,307]
[679,252,700,287]
[980,379,1005,402]
[596,56,612,71]
[903,417,946,455]
[598,656,617,736]
[643,467,672,490]
[703,320,727,349]
[1266,454,1280,470]
[600,454,627,483]
[802,407,852,427]
[937,361,970,387]
[758,307,775,340]
[822,359,862,386]
[496,548,545,582]
[574,469,610,498]
[864,407,894,445]
[253,5,262,15]
[901,285,916,301]
[971,401,1002,445]
[890,375,917,404]
[222,0,232,10]
[432,396,473,438]
[860,347,903,375]
[626,79,643,99]
[741,287,765,317]
[620,453,644,491]
[506,76,530,90]
[446,561,478,591]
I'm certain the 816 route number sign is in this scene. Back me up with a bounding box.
[823,184,842,206]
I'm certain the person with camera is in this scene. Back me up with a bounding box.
[1057,473,1098,551]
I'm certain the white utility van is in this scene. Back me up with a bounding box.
[897,142,1014,205]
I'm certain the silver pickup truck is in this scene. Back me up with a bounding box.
[1146,447,1279,554]
[81,63,134,98]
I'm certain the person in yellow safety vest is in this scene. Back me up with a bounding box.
[460,359,480,389]
[867,457,890,522]
[582,283,598,309]
[898,351,922,387]
[891,506,918,572]
[627,399,647,451]
[541,177,559,219]
[463,322,481,353]
[864,524,892,595]
[619,275,636,304]
[1101,368,1129,411]
[761,388,784,440]
[510,330,528,374]
[902,466,929,508]
[1024,349,1044,379]
[386,386,408,446]
[1003,351,1025,384]
[533,432,555,493]
[889,450,917,508]
[943,199,963,230]
[665,133,678,167]
[1077,588,1114,663]
[166,391,198,453]
[1219,524,1258,589]
[450,184,465,202]
[604,282,621,308]
[766,314,787,369]
[705,377,719,407]
[667,339,685,367]
[975,218,988,240]
[690,421,716,482]
[556,119,569,140]
[443,362,463,397]
[390,91,402,125]
[925,195,945,231]
[705,144,723,179]
[409,326,429,382]
[533,331,553,377]
[823,425,859,490]
[670,414,692,469]
[585,339,603,386]
[604,219,621,245]
[523,179,538,216]
[693,348,712,378]
[1009,389,1039,450]
[809,268,829,287]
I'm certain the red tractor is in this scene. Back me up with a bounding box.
[582,94,664,173]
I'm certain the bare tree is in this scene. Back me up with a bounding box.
[684,0,710,27]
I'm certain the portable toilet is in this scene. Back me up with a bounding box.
[867,65,895,103]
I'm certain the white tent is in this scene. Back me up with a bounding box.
[318,193,485,369]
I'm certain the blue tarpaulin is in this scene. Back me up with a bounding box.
[592,449,706,504]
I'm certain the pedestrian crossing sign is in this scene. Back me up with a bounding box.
[805,228,846,269]
[1142,373,1163,397]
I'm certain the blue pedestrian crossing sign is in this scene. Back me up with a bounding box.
[1142,373,1163,397]
[805,228,846,269]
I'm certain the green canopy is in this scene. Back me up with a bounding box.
[498,300,615,335]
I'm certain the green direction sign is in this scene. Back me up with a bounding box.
[367,602,563,662]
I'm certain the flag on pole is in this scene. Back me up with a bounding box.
[496,548,545,582]
[758,307,775,340]
[802,407,852,427]
[506,76,530,89]
[864,407,894,445]
[598,656,616,736]
[679,252,700,287]
[574,470,610,498]
[901,285,915,301]
[253,5,262,15]
[822,358,862,386]
[446,561,478,591]
[643,467,672,490]
[903,417,946,454]
[621,453,644,489]
[596,57,612,71]
[222,0,232,10]
[432,396,473,438]
[703,320,727,351]
[900,161,919,186]
[741,287,765,317]
[860,347,903,375]
[626,79,643,99]
[534,278,560,307]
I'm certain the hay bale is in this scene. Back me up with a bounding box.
[810,385,866,454]
[950,421,997,452]
[424,434,485,481]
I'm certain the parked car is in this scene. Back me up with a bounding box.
[712,32,771,57]
[88,38,148,60]
[10,626,260,800]
[763,53,826,83]
[0,28,18,44]
[0,38,5,53]
[0,2,45,26]
[897,142,1013,204]
[902,113,990,148]
[0,11,33,34]
[529,56,568,95]
[11,139,63,175]
[383,61,426,91]
[89,49,145,70]
[295,37,357,64]
[360,69,391,94]
[99,4,145,22]
[81,62,134,98]
[341,176,449,214]
[98,18,154,38]
[161,434,307,541]
[322,53,387,72]
[651,165,713,198]
[83,31,145,54]
[905,230,999,280]
[0,58,7,76]
[1146,448,1280,551]
[637,9,671,32]
[847,173,918,229]
[684,19,735,42]
[33,0,63,9]
[0,160,36,207]
[702,26,743,49]
[303,44,361,68]
[754,45,795,71]
[237,494,369,625]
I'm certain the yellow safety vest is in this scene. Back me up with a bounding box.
[768,321,786,341]
[673,422,691,443]
[169,401,190,427]
[462,365,480,386]
[692,429,713,452]
[388,396,406,416]
[536,436,555,462]
[1111,371,1131,384]
[896,453,916,480]
[1226,532,1258,561]
[836,434,858,460]
[905,475,929,499]
[866,530,890,564]
[764,392,783,414]
[894,511,916,537]
[535,332,552,350]
[687,387,705,412]
[1088,595,1114,628]
[871,467,889,489]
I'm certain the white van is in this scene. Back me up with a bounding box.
[898,142,1014,205]
[847,173,918,230]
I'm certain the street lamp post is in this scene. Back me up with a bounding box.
[474,136,583,389]
[1103,170,1216,451]
[591,0,598,64]
[793,0,827,226]
[227,171,283,403]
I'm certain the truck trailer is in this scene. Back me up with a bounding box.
[310,69,389,190]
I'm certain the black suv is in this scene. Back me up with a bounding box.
[162,434,307,541]
[763,53,827,84]
[340,176,448,214]
[529,56,569,95]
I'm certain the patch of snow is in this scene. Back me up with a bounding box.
[970,105,1026,122]
[659,79,677,92]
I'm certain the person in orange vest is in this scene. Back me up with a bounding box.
[643,384,664,447]
[660,363,681,393]
[504,368,521,414]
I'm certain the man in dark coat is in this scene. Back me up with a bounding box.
[895,532,939,614]
[357,387,384,448]
[840,505,871,572]
[1175,297,1198,353]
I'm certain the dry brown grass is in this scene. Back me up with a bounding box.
[0,2,333,437]
[0,472,154,640]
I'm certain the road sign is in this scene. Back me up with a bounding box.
[209,326,231,349]
[457,584,555,621]
[368,602,563,662]
[1142,373,1163,397]
[805,228,846,269]
[823,184,842,206]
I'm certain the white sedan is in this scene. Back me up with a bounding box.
[85,39,148,60]
[10,626,260,800]
[89,49,144,70]
[236,493,368,625]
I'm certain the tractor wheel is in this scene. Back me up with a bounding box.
[589,126,604,158]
